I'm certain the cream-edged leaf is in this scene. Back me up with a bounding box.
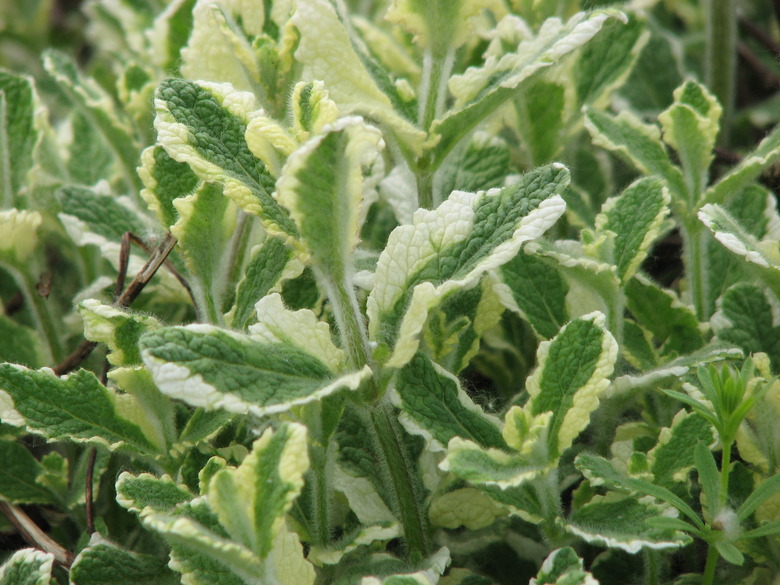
[154,79,296,235]
[0,548,53,585]
[139,325,370,416]
[530,547,598,585]
[0,208,42,264]
[368,163,568,368]
[138,145,200,228]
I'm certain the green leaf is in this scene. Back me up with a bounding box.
[513,79,565,165]
[70,539,179,585]
[0,364,159,453]
[140,325,370,416]
[139,144,199,228]
[694,442,720,522]
[585,109,688,203]
[649,411,714,489]
[230,237,295,330]
[0,209,42,265]
[658,80,721,196]
[530,547,598,585]
[704,124,780,206]
[360,548,450,585]
[0,548,53,585]
[0,70,39,206]
[0,316,42,367]
[713,284,780,371]
[394,352,506,451]
[58,185,149,246]
[277,116,383,283]
[434,9,625,165]
[573,16,647,110]
[291,0,425,153]
[154,78,296,235]
[368,163,568,368]
[0,439,56,504]
[147,0,197,73]
[116,472,193,515]
[595,177,670,283]
[67,111,115,186]
[42,50,141,192]
[624,275,705,356]
[575,453,705,530]
[172,181,235,321]
[428,487,506,530]
[78,299,162,366]
[526,312,618,458]
[436,133,513,200]
[208,423,309,558]
[564,495,692,552]
[737,473,780,522]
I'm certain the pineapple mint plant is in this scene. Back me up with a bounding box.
[2,0,780,583]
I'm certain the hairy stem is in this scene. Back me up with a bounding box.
[682,221,709,321]
[369,402,433,562]
[321,271,372,371]
[702,544,720,585]
[705,0,737,146]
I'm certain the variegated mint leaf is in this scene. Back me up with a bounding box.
[290,80,340,142]
[704,124,780,206]
[433,10,624,166]
[658,80,721,196]
[595,177,670,283]
[564,495,691,553]
[69,537,179,585]
[0,549,53,585]
[0,70,39,206]
[497,249,569,340]
[116,472,193,516]
[229,237,297,330]
[140,326,370,416]
[171,182,236,322]
[78,299,162,366]
[428,488,506,530]
[208,423,309,558]
[526,312,618,459]
[43,50,141,192]
[0,365,159,454]
[0,316,43,368]
[585,109,688,203]
[276,116,383,284]
[291,0,425,153]
[0,209,42,265]
[147,0,198,73]
[514,78,566,165]
[393,352,505,452]
[530,547,598,585]
[139,145,199,229]
[436,133,513,199]
[360,548,450,585]
[0,439,57,504]
[154,79,297,235]
[368,163,568,368]
[648,410,714,489]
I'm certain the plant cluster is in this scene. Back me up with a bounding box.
[1,0,780,584]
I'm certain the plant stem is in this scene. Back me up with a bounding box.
[702,544,720,585]
[719,441,732,509]
[682,222,709,321]
[369,402,433,562]
[222,212,253,313]
[644,550,660,585]
[705,0,737,146]
[321,271,372,371]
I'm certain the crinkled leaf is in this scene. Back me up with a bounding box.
[139,144,199,228]
[79,299,162,366]
[585,109,688,202]
[58,186,149,246]
[230,237,295,330]
[360,548,450,585]
[595,177,669,283]
[530,547,598,585]
[498,248,569,340]
[67,110,115,186]
[624,275,705,356]
[649,410,714,489]
[69,539,179,585]
[277,116,383,282]
[394,352,505,452]
[713,283,780,371]
[436,133,512,202]
[291,0,424,153]
[368,164,568,368]
[0,439,56,504]
[116,472,193,515]
[514,79,565,165]
[433,10,624,166]
[565,495,692,553]
[140,325,370,416]
[0,364,159,453]
[658,80,721,196]
[0,548,53,585]
[209,423,308,558]
[154,78,296,235]
[526,312,618,458]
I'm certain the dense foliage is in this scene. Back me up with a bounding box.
[1,0,780,584]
